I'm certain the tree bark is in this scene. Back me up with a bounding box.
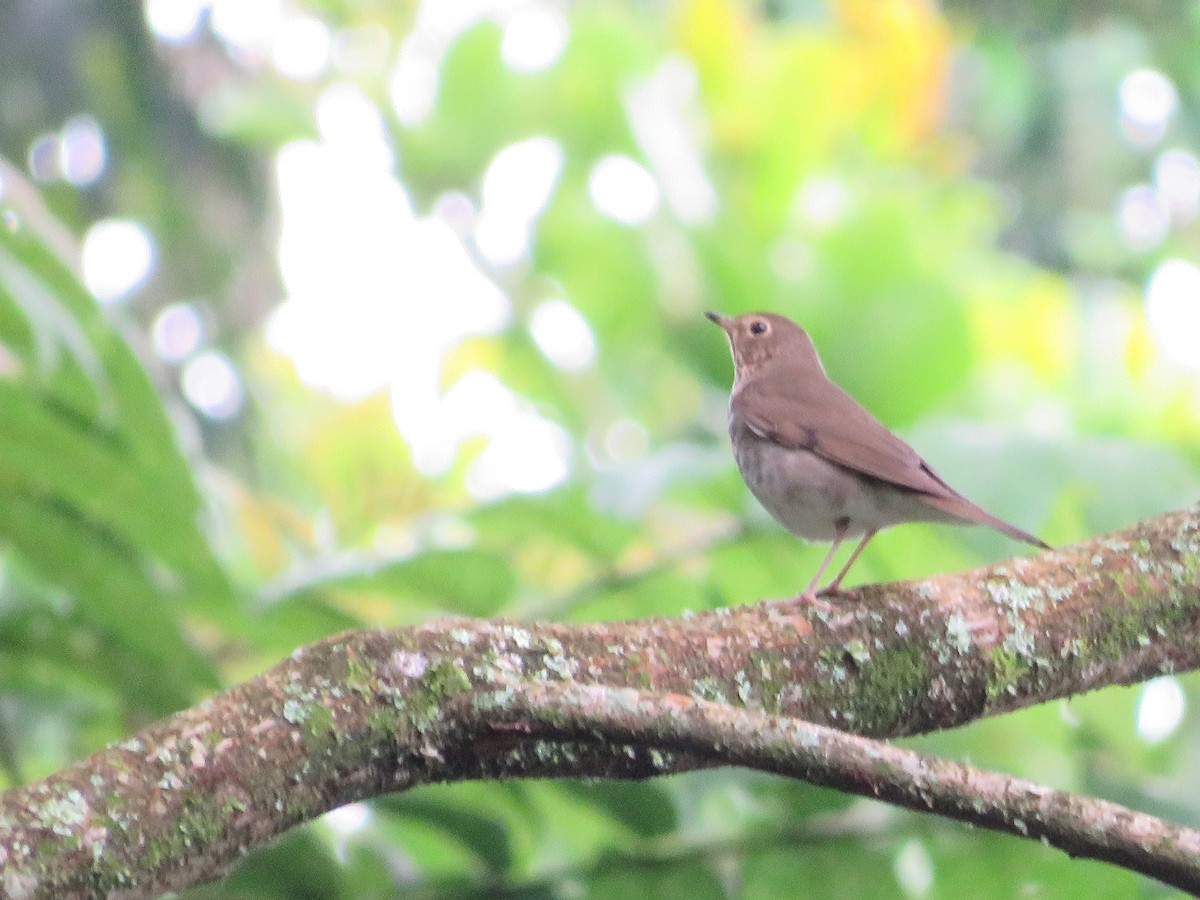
[1,505,1198,898]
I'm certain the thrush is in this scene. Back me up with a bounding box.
[707,310,1049,602]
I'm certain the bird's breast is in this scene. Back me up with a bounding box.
[729,422,941,542]
[729,423,854,540]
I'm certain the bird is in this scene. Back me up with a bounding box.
[706,310,1049,602]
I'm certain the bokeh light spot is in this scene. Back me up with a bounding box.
[28,134,61,182]
[588,155,660,226]
[468,413,570,500]
[501,6,569,73]
[269,137,509,400]
[144,0,207,43]
[210,0,283,52]
[315,83,393,172]
[1136,676,1185,744]
[1119,68,1177,148]
[530,300,596,371]
[324,802,371,837]
[625,57,717,225]
[81,219,155,303]
[389,43,439,126]
[1154,149,1200,224]
[273,15,332,81]
[475,136,563,266]
[152,303,205,362]
[181,350,245,420]
[1116,184,1169,251]
[1145,258,1200,368]
[61,116,107,186]
[893,839,934,898]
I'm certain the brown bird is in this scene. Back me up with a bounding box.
[707,310,1049,602]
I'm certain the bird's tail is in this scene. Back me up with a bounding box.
[923,494,1051,550]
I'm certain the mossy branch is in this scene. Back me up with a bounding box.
[1,505,1198,897]
[477,682,1200,892]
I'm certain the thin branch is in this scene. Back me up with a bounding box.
[0,505,1197,896]
[478,680,1200,894]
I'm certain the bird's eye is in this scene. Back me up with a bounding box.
[749,320,768,335]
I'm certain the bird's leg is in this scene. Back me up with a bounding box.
[800,518,849,603]
[817,528,877,597]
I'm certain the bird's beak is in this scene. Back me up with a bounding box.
[705,310,731,330]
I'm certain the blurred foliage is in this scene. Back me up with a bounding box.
[1,0,1199,896]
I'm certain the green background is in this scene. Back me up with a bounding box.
[1,0,1198,896]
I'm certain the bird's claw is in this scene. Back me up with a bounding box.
[796,589,838,614]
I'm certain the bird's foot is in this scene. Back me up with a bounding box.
[795,589,838,614]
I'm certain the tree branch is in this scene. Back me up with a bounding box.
[482,681,1200,893]
[1,505,1198,897]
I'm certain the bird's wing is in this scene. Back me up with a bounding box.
[736,377,959,500]
[735,377,1051,549]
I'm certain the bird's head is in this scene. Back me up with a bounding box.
[705,311,824,381]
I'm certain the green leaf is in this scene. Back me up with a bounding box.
[557,781,678,840]
[0,493,218,708]
[0,384,216,584]
[0,192,231,719]
[378,794,514,874]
